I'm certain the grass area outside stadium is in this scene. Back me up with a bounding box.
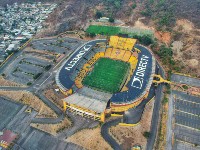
[86,25,154,45]
[82,58,130,93]
[86,25,120,36]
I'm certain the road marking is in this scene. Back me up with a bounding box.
[175,123,200,131]
[175,97,200,105]
[40,73,52,86]
[176,139,200,147]
[175,109,199,117]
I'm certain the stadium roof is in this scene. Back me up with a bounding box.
[63,93,109,113]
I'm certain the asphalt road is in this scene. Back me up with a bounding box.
[101,118,122,150]
[0,38,84,125]
[31,92,64,124]
[123,84,156,124]
[0,38,165,150]
[166,90,174,150]
[146,62,165,150]
[56,39,106,90]
[0,50,24,74]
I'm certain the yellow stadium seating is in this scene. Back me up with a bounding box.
[124,39,137,51]
[117,50,126,60]
[109,36,137,51]
[128,56,138,70]
[105,48,113,57]
[122,51,132,62]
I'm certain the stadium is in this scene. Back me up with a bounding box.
[55,36,156,122]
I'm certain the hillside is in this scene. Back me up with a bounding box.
[1,0,199,33]
[0,0,199,77]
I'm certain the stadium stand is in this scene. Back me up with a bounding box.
[110,48,118,59]
[78,87,112,101]
[116,49,126,60]
[84,52,95,60]
[109,36,137,51]
[92,47,106,53]
[70,69,80,81]
[128,55,138,70]
[57,36,156,122]
[63,93,108,120]
[122,51,132,62]
[105,48,113,58]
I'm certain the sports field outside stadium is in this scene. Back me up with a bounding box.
[82,58,130,93]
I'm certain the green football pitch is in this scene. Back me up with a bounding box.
[82,58,130,93]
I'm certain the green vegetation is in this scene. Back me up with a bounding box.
[132,3,137,9]
[166,84,171,94]
[162,96,168,105]
[1,73,5,77]
[132,34,153,46]
[86,25,154,46]
[45,65,52,71]
[141,0,176,30]
[33,73,42,80]
[155,44,173,67]
[182,85,188,90]
[109,17,115,23]
[86,25,120,36]
[95,11,103,19]
[143,131,151,139]
[103,0,122,9]
[27,82,32,86]
[83,58,130,93]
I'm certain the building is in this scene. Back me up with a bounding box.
[56,36,156,122]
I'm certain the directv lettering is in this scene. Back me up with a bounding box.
[65,45,92,71]
[131,55,149,89]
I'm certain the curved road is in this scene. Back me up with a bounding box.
[101,118,122,150]
[146,62,165,150]
[0,87,64,124]
[101,62,164,150]
[0,39,107,125]
[0,38,165,149]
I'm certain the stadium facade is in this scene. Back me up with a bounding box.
[55,36,156,122]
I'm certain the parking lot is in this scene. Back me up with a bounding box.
[0,97,23,130]
[3,37,82,86]
[0,97,82,150]
[31,38,81,54]
[5,54,51,85]
[171,90,200,150]
[14,127,83,150]
[166,74,200,150]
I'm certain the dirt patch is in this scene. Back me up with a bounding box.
[43,89,65,109]
[67,127,112,150]
[172,19,200,77]
[156,98,168,150]
[110,99,154,150]
[0,76,26,87]
[0,90,57,118]
[155,31,171,45]
[187,59,199,69]
[171,41,183,59]
[134,17,154,31]
[31,117,71,136]
[176,19,194,33]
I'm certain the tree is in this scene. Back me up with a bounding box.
[141,35,153,46]
[95,11,103,19]
[143,131,151,139]
[132,3,137,9]
[89,33,96,38]
[1,73,5,77]
[109,17,114,23]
